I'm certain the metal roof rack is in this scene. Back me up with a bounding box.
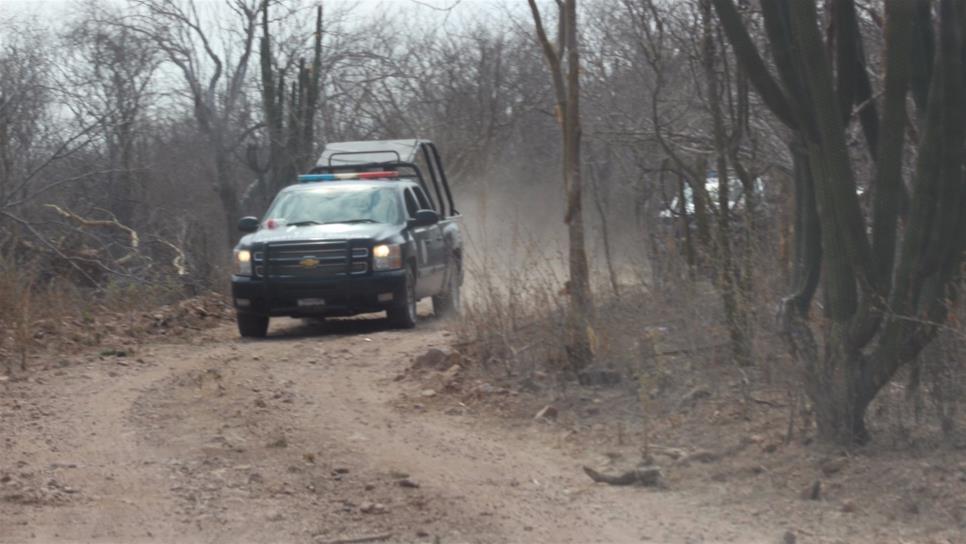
[311,139,457,218]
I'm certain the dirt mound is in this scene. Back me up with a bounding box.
[138,293,235,335]
[23,293,233,357]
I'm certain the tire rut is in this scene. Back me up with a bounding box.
[3,318,784,544]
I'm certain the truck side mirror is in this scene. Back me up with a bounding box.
[238,216,260,233]
[408,209,439,228]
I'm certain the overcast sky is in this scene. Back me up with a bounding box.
[0,0,515,18]
[0,0,476,8]
[1,0,533,39]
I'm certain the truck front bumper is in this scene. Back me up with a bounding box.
[231,269,407,317]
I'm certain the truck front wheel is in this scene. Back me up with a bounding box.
[237,313,269,338]
[387,267,417,329]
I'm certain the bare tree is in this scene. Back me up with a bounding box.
[0,18,107,267]
[699,0,752,367]
[64,2,160,226]
[527,0,595,370]
[126,0,262,244]
[592,0,772,367]
[0,20,55,211]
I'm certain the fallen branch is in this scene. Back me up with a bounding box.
[318,533,393,544]
[148,237,188,276]
[750,394,786,408]
[44,205,189,277]
[651,343,729,358]
[583,464,662,487]
[44,204,139,249]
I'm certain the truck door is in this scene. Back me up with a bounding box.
[404,188,441,297]
[410,186,445,294]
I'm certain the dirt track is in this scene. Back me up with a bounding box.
[0,315,940,544]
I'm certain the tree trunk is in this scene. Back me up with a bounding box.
[527,0,595,370]
[213,142,241,246]
[687,157,714,266]
[115,119,137,227]
[703,0,752,367]
[678,173,696,279]
[589,157,620,298]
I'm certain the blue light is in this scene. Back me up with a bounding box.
[298,174,337,183]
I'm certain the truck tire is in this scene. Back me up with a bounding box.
[432,267,461,318]
[387,266,417,329]
[237,313,269,338]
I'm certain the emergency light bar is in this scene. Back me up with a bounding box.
[298,171,399,183]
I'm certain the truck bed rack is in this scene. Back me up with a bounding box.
[311,139,457,218]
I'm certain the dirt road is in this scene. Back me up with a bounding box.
[0,316,891,544]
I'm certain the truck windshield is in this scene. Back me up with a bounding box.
[264,186,402,226]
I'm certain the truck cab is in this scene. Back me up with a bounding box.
[230,140,463,337]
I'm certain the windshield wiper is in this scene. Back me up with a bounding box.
[288,220,322,227]
[322,219,379,224]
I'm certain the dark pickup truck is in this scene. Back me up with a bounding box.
[230,139,463,337]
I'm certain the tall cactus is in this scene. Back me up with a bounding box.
[713,0,966,444]
[255,2,323,197]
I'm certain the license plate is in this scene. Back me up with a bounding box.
[297,298,326,307]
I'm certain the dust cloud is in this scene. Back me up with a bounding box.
[453,172,652,304]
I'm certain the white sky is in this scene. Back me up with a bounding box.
[0,0,508,17]
[1,0,529,37]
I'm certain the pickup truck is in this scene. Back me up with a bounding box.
[230,139,463,337]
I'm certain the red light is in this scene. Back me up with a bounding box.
[265,218,278,229]
[356,171,399,180]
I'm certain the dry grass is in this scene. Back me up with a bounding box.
[458,237,570,379]
[0,254,211,377]
[0,259,37,375]
[454,224,963,446]
[869,294,966,444]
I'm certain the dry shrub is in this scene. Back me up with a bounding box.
[457,225,736,386]
[0,250,212,376]
[0,258,37,374]
[872,287,966,444]
[923,321,965,438]
[456,225,759,453]
[457,214,962,447]
[458,237,569,378]
[99,277,186,312]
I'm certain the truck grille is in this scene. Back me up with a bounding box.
[254,242,368,278]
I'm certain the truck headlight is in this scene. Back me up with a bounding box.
[234,249,252,276]
[372,244,402,271]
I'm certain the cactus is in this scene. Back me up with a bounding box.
[254,2,323,198]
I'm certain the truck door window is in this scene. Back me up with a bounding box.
[413,186,432,211]
[403,188,420,218]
